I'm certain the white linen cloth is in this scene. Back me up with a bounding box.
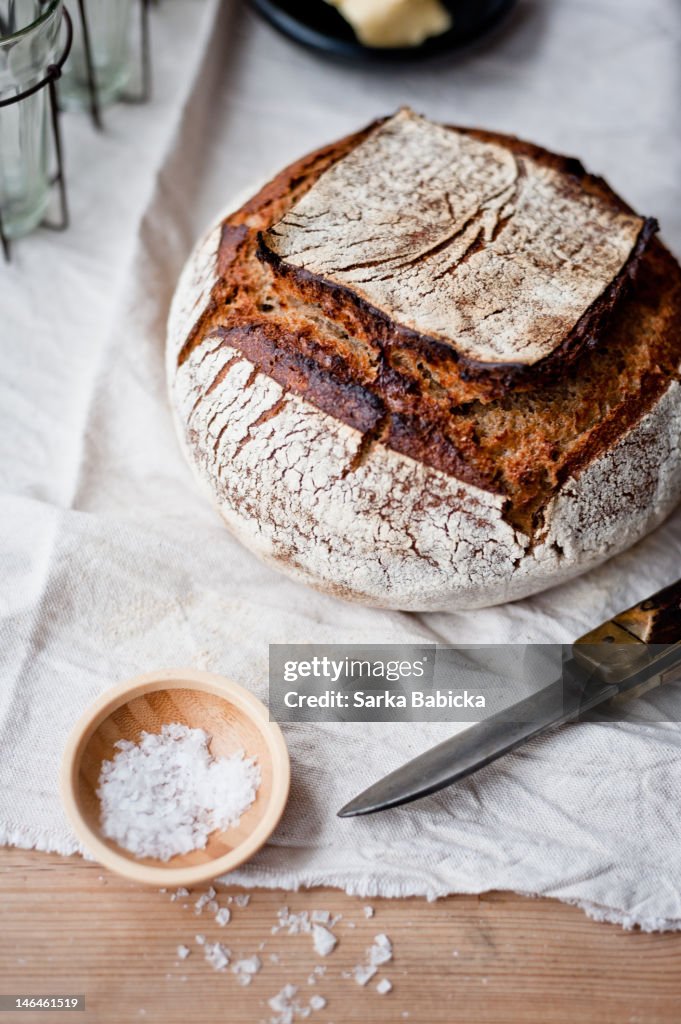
[1,0,681,931]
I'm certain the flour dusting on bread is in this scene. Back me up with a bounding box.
[262,109,650,367]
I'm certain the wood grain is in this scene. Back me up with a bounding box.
[1,849,680,1024]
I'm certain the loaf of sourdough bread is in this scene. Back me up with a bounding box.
[167,110,681,610]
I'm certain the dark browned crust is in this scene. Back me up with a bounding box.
[177,117,681,536]
[257,124,658,386]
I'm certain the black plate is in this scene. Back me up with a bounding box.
[251,0,517,63]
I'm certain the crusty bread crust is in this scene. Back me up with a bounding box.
[167,117,681,610]
[261,110,655,374]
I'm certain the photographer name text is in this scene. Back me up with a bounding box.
[283,689,486,709]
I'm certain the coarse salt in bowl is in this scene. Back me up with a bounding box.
[60,669,290,887]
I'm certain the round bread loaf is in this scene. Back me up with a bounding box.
[167,112,681,610]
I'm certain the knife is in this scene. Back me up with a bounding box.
[338,577,681,817]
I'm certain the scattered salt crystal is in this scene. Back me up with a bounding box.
[329,913,343,927]
[269,953,280,964]
[170,887,189,902]
[275,908,311,935]
[206,900,218,914]
[195,934,205,945]
[376,978,392,995]
[236,974,251,987]
[204,942,230,972]
[234,893,251,908]
[97,724,260,861]
[311,910,330,924]
[352,964,377,986]
[312,925,337,957]
[232,955,261,981]
[363,906,374,919]
[368,934,392,967]
[348,933,393,987]
[269,984,298,1013]
[309,995,326,1011]
[215,907,231,927]
[195,887,217,914]
[176,945,190,961]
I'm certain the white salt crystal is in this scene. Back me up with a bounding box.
[376,978,392,995]
[170,887,189,902]
[309,995,326,1011]
[176,945,190,961]
[312,925,337,957]
[234,893,251,908]
[204,942,230,972]
[195,934,205,945]
[352,964,377,986]
[215,907,231,927]
[97,723,260,861]
[311,910,330,924]
[363,906,374,919]
[368,934,392,967]
[275,908,311,935]
[233,955,261,979]
[206,900,218,914]
[195,887,217,914]
[269,984,298,1013]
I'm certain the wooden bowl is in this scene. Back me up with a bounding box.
[60,669,290,887]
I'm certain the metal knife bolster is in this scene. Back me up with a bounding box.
[573,577,681,697]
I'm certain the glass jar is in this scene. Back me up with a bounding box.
[0,0,63,241]
[59,0,134,111]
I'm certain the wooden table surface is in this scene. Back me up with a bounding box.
[1,850,680,1024]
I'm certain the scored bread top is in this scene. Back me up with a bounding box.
[260,109,653,370]
[175,117,681,541]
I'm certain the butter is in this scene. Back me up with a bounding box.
[327,0,452,48]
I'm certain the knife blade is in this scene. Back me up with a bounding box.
[338,577,681,817]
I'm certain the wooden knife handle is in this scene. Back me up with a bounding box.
[574,578,681,686]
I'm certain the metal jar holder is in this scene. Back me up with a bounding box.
[75,0,152,130]
[0,8,73,263]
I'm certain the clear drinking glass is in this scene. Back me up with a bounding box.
[59,0,134,110]
[0,0,63,240]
